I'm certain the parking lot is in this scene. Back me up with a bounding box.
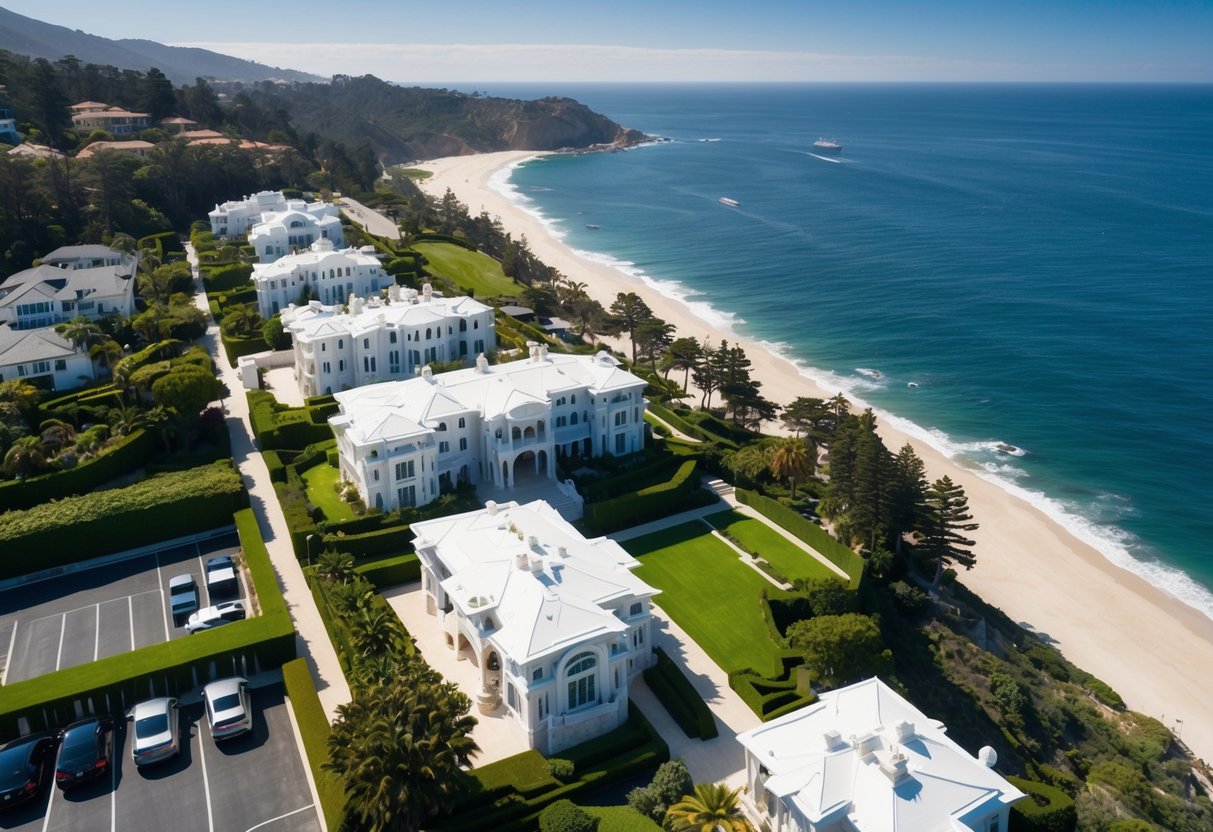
[0,533,245,686]
[0,684,321,832]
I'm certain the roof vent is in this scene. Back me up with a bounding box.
[556,545,567,559]
[823,729,845,751]
[893,720,916,742]
[421,365,433,381]
[978,746,998,768]
[527,535,540,550]
[486,500,499,516]
[879,753,909,783]
[476,353,489,374]
[422,283,433,302]
[514,550,528,570]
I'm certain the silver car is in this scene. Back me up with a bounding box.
[129,698,180,766]
[202,677,251,741]
[185,601,247,634]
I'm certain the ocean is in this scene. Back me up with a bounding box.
[460,83,1213,617]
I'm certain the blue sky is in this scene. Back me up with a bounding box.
[5,0,1212,81]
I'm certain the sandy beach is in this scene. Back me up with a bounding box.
[414,149,1213,762]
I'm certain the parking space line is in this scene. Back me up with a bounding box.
[40,768,56,832]
[155,551,170,641]
[198,725,216,832]
[197,550,211,609]
[128,595,135,651]
[1,621,15,685]
[95,602,100,661]
[111,740,117,832]
[244,805,315,832]
[54,612,66,672]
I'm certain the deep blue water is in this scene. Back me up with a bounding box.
[462,83,1213,615]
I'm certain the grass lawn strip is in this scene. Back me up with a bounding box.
[705,510,838,584]
[412,241,520,298]
[623,521,784,677]
[302,461,355,522]
[585,806,663,831]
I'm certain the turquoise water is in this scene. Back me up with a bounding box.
[471,83,1213,616]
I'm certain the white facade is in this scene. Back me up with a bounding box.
[251,240,385,319]
[0,328,94,390]
[0,247,137,330]
[412,499,659,754]
[209,191,289,237]
[330,348,648,513]
[282,283,495,397]
[248,204,343,264]
[736,678,1025,832]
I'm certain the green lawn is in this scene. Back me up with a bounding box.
[411,241,520,298]
[399,168,433,180]
[624,521,784,677]
[301,462,354,522]
[586,806,662,832]
[705,510,838,584]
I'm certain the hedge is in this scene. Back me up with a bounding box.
[221,332,270,367]
[1008,777,1078,832]
[201,262,253,293]
[437,702,668,832]
[728,651,817,721]
[0,509,295,736]
[642,647,717,740]
[354,553,421,588]
[248,390,335,451]
[0,429,156,512]
[736,489,865,589]
[0,461,248,580]
[322,525,414,559]
[644,403,706,441]
[582,460,713,535]
[281,658,348,830]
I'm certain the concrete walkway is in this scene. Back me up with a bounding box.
[338,196,400,241]
[645,410,702,443]
[188,246,351,720]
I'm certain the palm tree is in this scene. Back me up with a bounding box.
[665,783,751,832]
[55,316,104,379]
[3,436,49,478]
[38,419,76,453]
[90,339,123,377]
[316,550,357,584]
[326,668,479,832]
[769,436,812,498]
[349,606,404,657]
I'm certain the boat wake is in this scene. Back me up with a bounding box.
[807,152,842,164]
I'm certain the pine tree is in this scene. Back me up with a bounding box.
[888,443,928,554]
[848,410,892,550]
[922,475,979,590]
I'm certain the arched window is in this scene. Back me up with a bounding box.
[426,327,432,340]
[566,652,597,711]
[437,422,447,432]
[458,417,466,429]
[571,412,578,425]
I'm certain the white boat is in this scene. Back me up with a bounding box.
[719,196,740,207]
[813,137,842,152]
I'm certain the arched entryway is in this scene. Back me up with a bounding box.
[515,450,539,483]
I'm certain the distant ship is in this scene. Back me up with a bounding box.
[813,137,842,152]
[585,224,600,229]
[719,197,740,207]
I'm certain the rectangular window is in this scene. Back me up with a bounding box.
[54,359,67,371]
[630,602,642,616]
[532,667,543,681]
[614,411,627,426]
[615,433,626,454]
[321,343,326,352]
[389,331,397,344]
[338,360,345,371]
[459,438,468,451]
[397,485,416,506]
[395,460,416,480]
[439,441,450,454]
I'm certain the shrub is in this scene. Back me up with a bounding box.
[281,659,348,830]
[627,759,693,823]
[583,460,712,534]
[643,648,717,739]
[547,758,575,782]
[201,262,253,292]
[538,800,598,832]
[0,428,156,512]
[1082,675,1126,710]
[736,489,865,588]
[1007,776,1077,832]
[354,553,420,588]
[890,580,928,612]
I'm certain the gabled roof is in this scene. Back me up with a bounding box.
[736,678,1025,832]
[0,265,67,292]
[41,245,128,266]
[414,500,657,663]
[0,279,60,309]
[0,327,81,365]
[282,291,492,342]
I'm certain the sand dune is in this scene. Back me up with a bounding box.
[413,150,1213,762]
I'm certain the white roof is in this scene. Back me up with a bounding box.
[0,264,131,308]
[412,500,658,662]
[331,350,645,446]
[0,327,81,365]
[281,292,491,341]
[737,678,1024,832]
[251,242,379,280]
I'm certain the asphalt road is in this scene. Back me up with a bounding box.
[0,534,243,686]
[0,685,320,832]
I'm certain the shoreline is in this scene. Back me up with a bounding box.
[412,149,1213,762]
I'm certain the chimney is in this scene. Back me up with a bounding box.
[527,535,540,551]
[486,500,498,516]
[823,730,845,751]
[421,365,433,381]
[476,353,489,374]
[893,720,915,742]
[388,284,401,303]
[879,754,909,783]
[538,344,548,361]
[422,283,433,302]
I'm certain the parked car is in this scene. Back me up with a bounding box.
[202,677,252,741]
[185,600,247,634]
[128,698,180,766]
[54,717,114,790]
[0,733,53,808]
[205,555,238,598]
[168,574,198,617]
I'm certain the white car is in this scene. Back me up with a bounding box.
[202,677,252,741]
[129,698,180,766]
[205,555,238,598]
[185,601,247,634]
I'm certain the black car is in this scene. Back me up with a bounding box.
[0,733,53,809]
[55,717,114,790]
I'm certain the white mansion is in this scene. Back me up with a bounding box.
[0,245,137,331]
[411,498,659,754]
[330,347,648,511]
[208,190,344,263]
[251,239,387,319]
[281,284,495,398]
[736,677,1025,832]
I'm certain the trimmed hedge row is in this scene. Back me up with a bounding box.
[281,658,348,830]
[0,429,156,512]
[736,489,865,589]
[644,403,706,441]
[248,390,335,451]
[0,462,248,580]
[1008,776,1078,832]
[0,509,295,736]
[437,702,668,832]
[586,456,698,503]
[322,525,414,559]
[201,262,253,293]
[643,647,717,740]
[354,553,421,588]
[221,332,270,368]
[583,460,714,535]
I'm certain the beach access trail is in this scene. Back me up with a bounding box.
[414,150,1213,762]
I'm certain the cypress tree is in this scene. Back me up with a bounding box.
[922,475,979,590]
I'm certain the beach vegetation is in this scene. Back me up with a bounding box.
[921,475,979,590]
[786,613,889,687]
[609,291,654,363]
[663,783,750,832]
[627,759,694,824]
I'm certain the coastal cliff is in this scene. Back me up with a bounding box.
[237,75,648,162]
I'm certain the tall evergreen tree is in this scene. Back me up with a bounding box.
[848,409,892,550]
[664,336,702,388]
[141,67,176,120]
[888,442,928,554]
[609,292,653,363]
[922,475,979,590]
